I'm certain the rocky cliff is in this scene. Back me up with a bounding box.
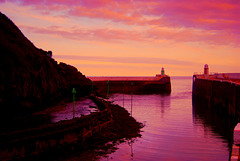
[0,12,91,114]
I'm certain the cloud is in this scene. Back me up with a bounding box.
[75,63,144,69]
[2,0,240,45]
[21,24,240,45]
[10,0,240,30]
[54,55,199,66]
[68,6,144,25]
[20,25,145,42]
[5,0,240,27]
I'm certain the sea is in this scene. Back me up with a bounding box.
[99,76,233,161]
[1,76,233,160]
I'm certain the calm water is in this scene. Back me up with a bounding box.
[51,98,99,123]
[102,76,232,161]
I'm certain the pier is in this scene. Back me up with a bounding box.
[192,65,240,160]
[88,74,171,95]
[193,65,240,119]
[192,72,240,119]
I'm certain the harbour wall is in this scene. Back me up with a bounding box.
[90,76,171,95]
[214,73,240,80]
[192,75,240,120]
[0,96,113,160]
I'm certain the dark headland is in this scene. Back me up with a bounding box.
[0,12,92,113]
[0,12,143,160]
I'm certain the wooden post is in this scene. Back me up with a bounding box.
[107,80,109,107]
[131,82,133,116]
[123,81,125,108]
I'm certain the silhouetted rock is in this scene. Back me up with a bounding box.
[0,12,91,114]
[58,62,91,97]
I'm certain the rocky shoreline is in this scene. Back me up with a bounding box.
[64,102,144,161]
[56,97,144,161]
[2,97,144,161]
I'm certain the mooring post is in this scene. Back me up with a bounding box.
[131,82,133,117]
[123,81,125,108]
[107,80,109,107]
[231,123,240,160]
[91,81,93,93]
[72,88,76,118]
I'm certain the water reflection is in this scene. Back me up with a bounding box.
[192,96,236,150]
[109,93,171,123]
[51,97,99,123]
[128,139,134,160]
[102,77,231,161]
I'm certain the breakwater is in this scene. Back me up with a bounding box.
[89,75,171,94]
[0,96,113,160]
[192,74,240,120]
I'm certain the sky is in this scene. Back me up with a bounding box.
[1,0,240,76]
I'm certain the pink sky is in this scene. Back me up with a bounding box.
[1,0,240,76]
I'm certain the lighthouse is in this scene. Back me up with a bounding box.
[204,64,209,76]
[161,67,165,76]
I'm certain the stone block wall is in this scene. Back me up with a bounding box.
[192,75,240,119]
[0,96,113,160]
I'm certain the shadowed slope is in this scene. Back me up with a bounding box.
[0,12,91,114]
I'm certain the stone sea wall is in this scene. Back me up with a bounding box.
[93,79,171,95]
[0,96,113,160]
[192,75,240,120]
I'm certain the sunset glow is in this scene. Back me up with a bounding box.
[1,0,240,76]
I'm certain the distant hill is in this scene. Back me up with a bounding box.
[0,12,91,114]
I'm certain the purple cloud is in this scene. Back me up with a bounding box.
[54,55,199,66]
[2,0,240,45]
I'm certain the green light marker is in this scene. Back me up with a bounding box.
[72,88,76,118]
